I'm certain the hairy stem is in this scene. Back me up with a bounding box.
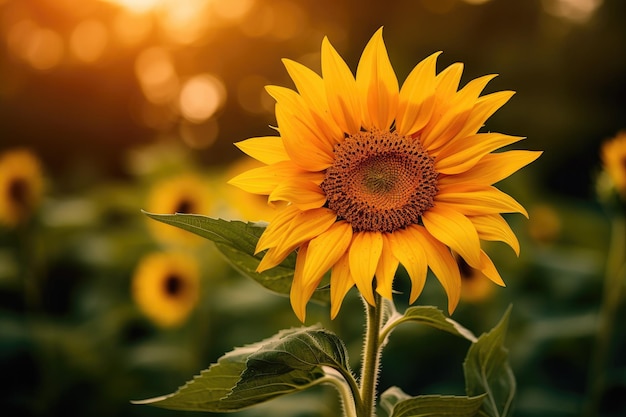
[358,294,383,417]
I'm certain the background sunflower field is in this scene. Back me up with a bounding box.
[1,0,625,416]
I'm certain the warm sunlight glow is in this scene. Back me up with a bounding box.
[102,0,259,44]
[70,20,109,63]
[212,0,254,20]
[113,11,153,46]
[102,0,165,13]
[178,73,226,123]
[135,47,179,104]
[158,0,212,44]
[7,20,64,70]
[542,0,603,23]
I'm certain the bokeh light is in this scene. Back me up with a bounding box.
[211,0,255,21]
[69,20,109,63]
[134,46,179,104]
[101,0,164,13]
[7,20,64,70]
[178,73,226,123]
[542,0,603,23]
[112,11,153,46]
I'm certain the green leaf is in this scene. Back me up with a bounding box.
[143,212,329,303]
[463,306,515,417]
[382,306,477,343]
[227,326,351,407]
[380,387,485,417]
[380,386,412,416]
[133,325,351,412]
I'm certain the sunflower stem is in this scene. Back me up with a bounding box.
[583,212,626,416]
[358,293,383,417]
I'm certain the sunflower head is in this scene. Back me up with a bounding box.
[0,148,44,228]
[230,27,541,321]
[146,173,210,246]
[600,131,626,201]
[132,251,200,328]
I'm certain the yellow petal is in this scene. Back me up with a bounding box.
[470,214,520,256]
[257,207,336,272]
[268,179,326,210]
[282,58,328,119]
[234,136,289,165]
[410,226,461,313]
[256,205,303,253]
[228,161,323,195]
[321,36,362,135]
[434,133,524,175]
[422,74,496,151]
[435,184,529,218]
[282,58,344,142]
[422,205,482,268]
[356,27,399,131]
[274,207,337,252]
[330,252,354,319]
[479,250,506,286]
[438,150,543,186]
[455,91,515,139]
[396,51,441,136]
[290,243,320,322]
[303,221,353,287]
[388,229,427,303]
[257,244,299,273]
[375,233,399,300]
[271,89,334,171]
[348,231,383,306]
[435,62,463,103]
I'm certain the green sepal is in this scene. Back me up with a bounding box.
[380,386,486,417]
[133,325,351,412]
[143,212,329,303]
[463,306,516,417]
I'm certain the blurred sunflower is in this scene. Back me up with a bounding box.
[454,253,495,303]
[230,27,541,321]
[132,251,200,328]
[0,148,44,228]
[218,157,277,222]
[145,173,210,246]
[600,131,626,199]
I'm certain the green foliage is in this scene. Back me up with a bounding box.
[382,305,477,343]
[133,325,351,412]
[463,307,515,417]
[143,212,329,303]
[380,386,485,417]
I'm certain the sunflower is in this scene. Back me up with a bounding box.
[454,252,495,303]
[146,173,210,246]
[601,131,626,199]
[132,251,200,328]
[216,157,278,222]
[230,28,541,321]
[0,148,44,228]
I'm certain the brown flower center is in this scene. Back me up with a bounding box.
[320,129,438,233]
[8,177,30,208]
[163,274,184,297]
[175,198,194,214]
